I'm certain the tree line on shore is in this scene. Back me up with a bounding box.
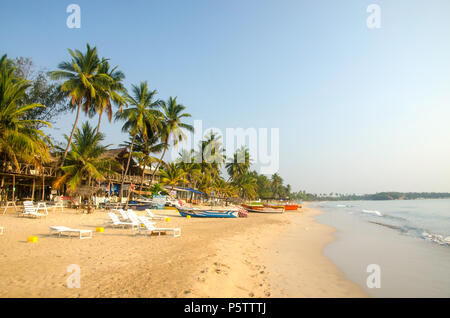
[0,44,296,202]
[290,191,450,201]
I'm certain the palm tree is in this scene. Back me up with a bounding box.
[115,81,162,202]
[233,172,257,200]
[176,151,201,189]
[225,146,251,182]
[159,162,187,189]
[271,173,283,199]
[150,97,193,183]
[195,132,225,183]
[122,129,165,191]
[0,54,51,169]
[49,44,111,166]
[91,59,126,133]
[196,173,214,196]
[53,121,118,192]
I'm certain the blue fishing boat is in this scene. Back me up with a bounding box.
[128,201,153,210]
[177,207,238,218]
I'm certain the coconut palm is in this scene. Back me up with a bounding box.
[49,44,112,166]
[233,172,257,200]
[115,81,162,201]
[176,149,201,187]
[122,129,165,191]
[196,173,215,196]
[225,146,251,182]
[194,132,225,183]
[53,121,118,192]
[159,162,187,189]
[91,59,126,132]
[271,173,283,199]
[0,54,51,169]
[150,96,193,183]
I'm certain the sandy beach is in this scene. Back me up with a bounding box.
[0,204,367,298]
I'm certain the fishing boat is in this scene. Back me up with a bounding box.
[177,207,239,218]
[263,203,285,209]
[264,202,300,210]
[128,200,153,210]
[242,204,284,214]
[284,204,299,210]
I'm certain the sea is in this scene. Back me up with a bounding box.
[309,199,450,297]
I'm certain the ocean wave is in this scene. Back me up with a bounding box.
[362,209,383,217]
[369,221,401,230]
[422,232,450,246]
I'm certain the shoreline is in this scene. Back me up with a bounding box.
[190,204,368,298]
[0,205,367,297]
[264,205,367,297]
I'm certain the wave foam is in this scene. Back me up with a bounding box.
[362,209,383,217]
[422,232,450,245]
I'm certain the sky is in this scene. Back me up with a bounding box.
[1,0,450,194]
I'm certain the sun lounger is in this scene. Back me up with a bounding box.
[2,201,18,215]
[115,209,129,221]
[134,217,181,237]
[49,226,93,239]
[52,201,64,212]
[106,212,138,229]
[0,227,3,235]
[127,209,155,224]
[19,201,48,218]
[144,209,165,220]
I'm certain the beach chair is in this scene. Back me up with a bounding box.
[2,201,18,215]
[106,212,138,229]
[20,201,48,218]
[52,201,64,212]
[134,217,181,237]
[115,209,129,221]
[127,209,154,224]
[145,209,165,221]
[126,209,146,224]
[0,226,3,235]
[49,226,93,239]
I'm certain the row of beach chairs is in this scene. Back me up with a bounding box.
[0,206,181,239]
[2,201,64,217]
[48,209,181,239]
[108,209,181,237]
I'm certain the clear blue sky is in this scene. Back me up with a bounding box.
[2,0,450,194]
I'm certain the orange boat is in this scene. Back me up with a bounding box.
[264,203,300,211]
[263,204,284,209]
[242,204,284,213]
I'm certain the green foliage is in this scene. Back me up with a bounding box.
[54,122,119,191]
[148,183,167,195]
[0,54,51,168]
[12,57,70,127]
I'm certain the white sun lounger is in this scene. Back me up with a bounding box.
[134,217,181,237]
[52,201,64,212]
[0,227,3,235]
[49,226,93,239]
[117,209,130,221]
[126,209,152,222]
[144,209,165,221]
[106,212,138,229]
[20,201,48,218]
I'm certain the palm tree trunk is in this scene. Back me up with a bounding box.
[150,136,168,183]
[60,103,81,168]
[96,111,103,133]
[139,162,146,191]
[120,134,136,205]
